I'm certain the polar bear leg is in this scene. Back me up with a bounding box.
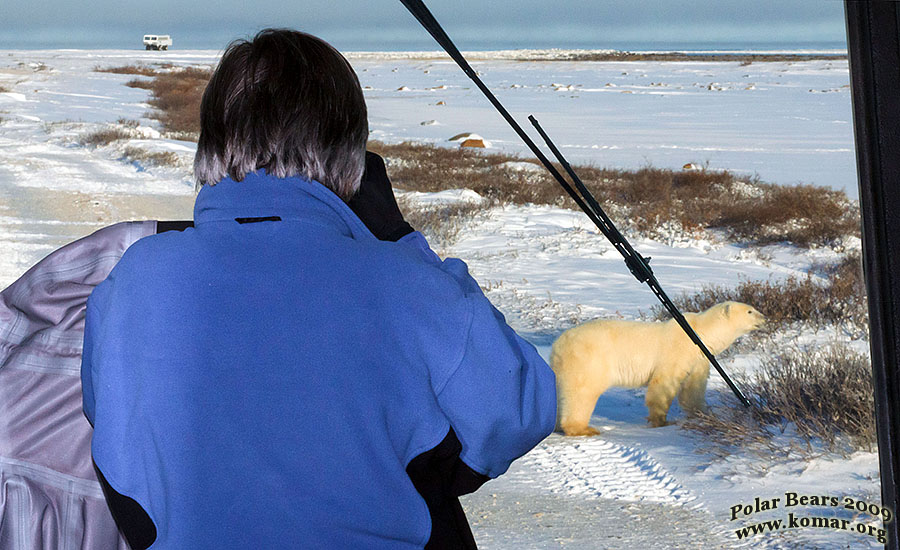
[678,363,710,415]
[646,370,690,427]
[558,384,605,436]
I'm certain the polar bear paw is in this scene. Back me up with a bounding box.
[648,416,674,428]
[561,424,601,437]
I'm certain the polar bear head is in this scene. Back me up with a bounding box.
[693,301,765,353]
[711,301,766,336]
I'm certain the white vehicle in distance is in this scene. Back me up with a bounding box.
[143,35,172,51]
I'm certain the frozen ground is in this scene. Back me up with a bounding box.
[348,51,857,200]
[444,200,879,549]
[0,50,882,549]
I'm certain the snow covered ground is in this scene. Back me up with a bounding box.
[447,199,880,549]
[0,49,882,549]
[349,51,857,200]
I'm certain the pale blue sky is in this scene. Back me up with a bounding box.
[0,0,847,51]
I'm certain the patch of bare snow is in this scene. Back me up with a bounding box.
[496,160,544,174]
[0,92,29,102]
[398,188,485,206]
[731,180,765,198]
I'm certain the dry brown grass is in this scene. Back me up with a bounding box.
[658,252,867,333]
[125,78,154,90]
[397,197,492,252]
[755,345,875,451]
[591,168,858,246]
[121,70,860,249]
[123,146,181,167]
[372,141,859,248]
[79,127,133,146]
[94,64,159,76]
[562,52,846,62]
[116,66,212,137]
[370,141,567,206]
[0,84,10,93]
[145,67,212,135]
[685,343,876,456]
[717,182,859,246]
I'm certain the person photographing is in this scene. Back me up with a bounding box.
[81,28,556,549]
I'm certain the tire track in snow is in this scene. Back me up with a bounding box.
[519,436,699,507]
[465,435,780,549]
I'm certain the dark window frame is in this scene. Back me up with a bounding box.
[845,3,900,549]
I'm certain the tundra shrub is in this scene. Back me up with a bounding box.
[370,141,858,248]
[716,183,859,246]
[125,79,153,90]
[123,70,861,249]
[95,65,159,76]
[658,253,866,332]
[119,67,212,136]
[123,147,181,167]
[396,196,491,252]
[686,344,876,455]
[370,141,564,206]
[80,127,133,146]
[753,344,875,451]
[146,67,212,135]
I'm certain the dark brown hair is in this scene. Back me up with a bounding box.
[194,29,367,199]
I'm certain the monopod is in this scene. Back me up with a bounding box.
[398,0,751,407]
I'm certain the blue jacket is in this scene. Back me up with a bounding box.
[81,171,556,549]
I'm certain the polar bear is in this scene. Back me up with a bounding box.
[550,302,765,435]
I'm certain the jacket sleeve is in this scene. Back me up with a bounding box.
[81,281,109,427]
[397,231,557,479]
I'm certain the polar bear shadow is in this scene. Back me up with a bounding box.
[587,387,680,426]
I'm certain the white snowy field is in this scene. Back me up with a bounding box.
[0,49,883,549]
[349,51,857,200]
